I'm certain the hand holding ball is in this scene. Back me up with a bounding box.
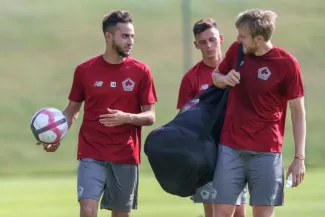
[30,107,68,145]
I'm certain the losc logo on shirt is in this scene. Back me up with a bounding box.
[257,67,271,81]
[122,78,135,91]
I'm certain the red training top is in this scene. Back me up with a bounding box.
[68,55,158,164]
[177,61,215,109]
[218,41,304,153]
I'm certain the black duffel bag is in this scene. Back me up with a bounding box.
[144,44,243,197]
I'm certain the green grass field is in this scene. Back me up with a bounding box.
[1,0,325,216]
[1,169,325,217]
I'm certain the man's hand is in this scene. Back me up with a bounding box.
[286,158,305,187]
[36,142,61,152]
[99,108,130,127]
[224,70,240,87]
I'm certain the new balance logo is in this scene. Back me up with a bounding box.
[93,81,103,87]
[200,84,209,90]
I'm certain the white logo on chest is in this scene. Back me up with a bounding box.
[122,78,135,91]
[257,67,271,80]
[200,84,209,90]
[110,81,116,88]
[93,81,103,87]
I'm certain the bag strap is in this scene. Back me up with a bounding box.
[198,43,244,140]
[235,43,244,72]
[199,43,244,100]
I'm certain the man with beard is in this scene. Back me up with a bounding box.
[212,9,306,217]
[39,10,158,217]
[177,18,247,217]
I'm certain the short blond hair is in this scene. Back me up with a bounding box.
[235,9,278,41]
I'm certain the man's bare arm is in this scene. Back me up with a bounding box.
[212,68,240,88]
[212,68,228,88]
[63,101,83,129]
[289,96,306,159]
[126,104,155,126]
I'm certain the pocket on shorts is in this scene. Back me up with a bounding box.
[219,144,240,157]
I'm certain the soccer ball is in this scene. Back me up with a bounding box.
[30,107,68,144]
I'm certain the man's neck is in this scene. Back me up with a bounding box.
[103,49,126,64]
[254,41,273,56]
[202,53,223,68]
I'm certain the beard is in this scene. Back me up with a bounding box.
[243,43,258,55]
[112,40,130,58]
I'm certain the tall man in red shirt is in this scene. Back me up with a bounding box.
[177,18,247,217]
[40,10,158,217]
[212,9,306,217]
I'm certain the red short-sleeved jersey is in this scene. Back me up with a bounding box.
[218,41,304,152]
[68,55,158,164]
[177,61,215,109]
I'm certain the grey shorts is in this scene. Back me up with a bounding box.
[191,182,247,205]
[213,144,284,206]
[77,158,138,212]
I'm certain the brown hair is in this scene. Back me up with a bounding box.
[102,10,133,33]
[235,9,277,41]
[193,18,218,36]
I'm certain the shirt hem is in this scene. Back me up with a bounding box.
[221,142,282,153]
[77,155,140,165]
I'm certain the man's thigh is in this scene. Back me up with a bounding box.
[77,158,107,201]
[100,162,138,212]
[247,151,284,206]
[213,144,246,205]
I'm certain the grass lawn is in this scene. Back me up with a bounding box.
[1,168,324,217]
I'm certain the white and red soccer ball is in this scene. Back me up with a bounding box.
[30,107,68,144]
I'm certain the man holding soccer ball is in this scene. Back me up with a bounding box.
[38,10,157,217]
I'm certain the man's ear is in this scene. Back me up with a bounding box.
[194,40,199,49]
[104,31,113,41]
[256,35,264,43]
[220,34,224,44]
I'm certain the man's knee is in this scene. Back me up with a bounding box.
[80,199,98,217]
[252,205,274,217]
[213,203,236,217]
[112,210,131,217]
[233,204,247,217]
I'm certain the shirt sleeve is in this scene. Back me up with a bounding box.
[218,41,239,75]
[68,66,85,102]
[138,65,158,106]
[176,73,195,109]
[282,56,305,100]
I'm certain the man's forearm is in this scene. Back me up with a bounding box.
[212,71,228,88]
[63,109,80,129]
[291,108,306,159]
[126,111,155,126]
[62,101,83,129]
